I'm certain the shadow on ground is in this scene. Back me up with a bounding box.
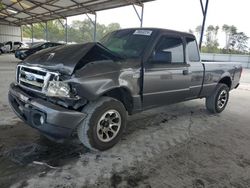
[0,102,206,187]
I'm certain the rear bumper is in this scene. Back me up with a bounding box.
[8,83,86,140]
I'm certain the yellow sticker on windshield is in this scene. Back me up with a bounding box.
[133,30,153,36]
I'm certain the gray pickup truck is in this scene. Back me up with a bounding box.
[9,28,242,151]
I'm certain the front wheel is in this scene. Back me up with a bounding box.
[77,97,127,151]
[206,83,229,113]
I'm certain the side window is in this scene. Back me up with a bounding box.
[42,43,52,48]
[186,37,200,62]
[46,43,52,48]
[152,36,184,64]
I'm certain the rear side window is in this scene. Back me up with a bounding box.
[44,43,53,48]
[186,37,200,62]
[154,36,184,64]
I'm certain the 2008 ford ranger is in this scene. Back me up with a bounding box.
[9,28,242,151]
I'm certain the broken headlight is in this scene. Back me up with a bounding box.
[46,81,70,98]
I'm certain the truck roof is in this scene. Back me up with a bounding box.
[116,28,196,39]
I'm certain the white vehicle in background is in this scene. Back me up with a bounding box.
[15,42,29,50]
[0,41,29,53]
[0,42,6,54]
[13,42,29,51]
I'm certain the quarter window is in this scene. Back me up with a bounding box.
[186,37,200,62]
[153,36,184,64]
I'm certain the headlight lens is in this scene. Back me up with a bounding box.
[47,81,70,97]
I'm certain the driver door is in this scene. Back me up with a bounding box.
[143,34,191,109]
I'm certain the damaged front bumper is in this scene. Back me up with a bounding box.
[8,83,86,140]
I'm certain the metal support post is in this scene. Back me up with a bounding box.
[38,22,47,41]
[132,3,144,27]
[45,21,48,41]
[58,19,68,43]
[199,0,209,50]
[140,4,144,27]
[94,13,97,42]
[31,24,34,44]
[86,13,97,42]
[65,18,68,43]
[20,25,23,42]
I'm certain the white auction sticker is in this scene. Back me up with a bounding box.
[133,30,153,36]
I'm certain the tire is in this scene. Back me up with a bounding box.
[206,83,229,113]
[77,97,127,151]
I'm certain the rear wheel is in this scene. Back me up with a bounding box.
[77,97,127,151]
[206,83,229,113]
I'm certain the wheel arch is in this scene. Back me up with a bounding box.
[100,87,134,115]
[218,76,232,89]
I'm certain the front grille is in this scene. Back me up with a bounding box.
[17,65,59,93]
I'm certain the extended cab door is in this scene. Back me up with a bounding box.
[185,37,204,99]
[143,35,192,109]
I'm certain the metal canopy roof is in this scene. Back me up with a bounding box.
[0,0,154,26]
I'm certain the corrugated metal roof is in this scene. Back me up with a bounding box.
[0,0,154,26]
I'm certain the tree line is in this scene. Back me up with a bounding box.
[190,25,249,54]
[22,19,121,43]
[23,20,249,55]
[0,2,4,10]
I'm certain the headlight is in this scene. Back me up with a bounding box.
[47,81,70,97]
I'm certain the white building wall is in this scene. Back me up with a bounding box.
[0,24,21,43]
[201,53,250,69]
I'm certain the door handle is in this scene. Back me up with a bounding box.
[183,69,192,75]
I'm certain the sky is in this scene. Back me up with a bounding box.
[67,0,250,47]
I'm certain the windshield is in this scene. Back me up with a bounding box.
[101,29,153,58]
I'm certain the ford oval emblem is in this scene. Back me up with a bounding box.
[25,74,36,81]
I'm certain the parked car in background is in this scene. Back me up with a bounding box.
[15,42,63,60]
[0,43,6,54]
[2,41,12,53]
[12,42,24,51]
[0,41,28,53]
[14,42,29,51]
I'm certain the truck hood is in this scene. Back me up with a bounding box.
[21,42,121,75]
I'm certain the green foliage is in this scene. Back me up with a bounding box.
[204,25,220,52]
[23,20,65,42]
[190,24,249,54]
[189,25,202,43]
[23,19,121,43]
[222,24,249,53]
[0,2,5,10]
